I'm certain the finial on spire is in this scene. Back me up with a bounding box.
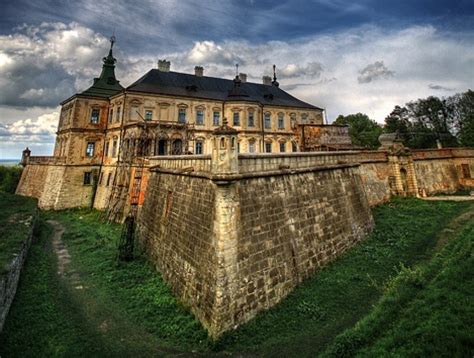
[110,35,116,50]
[235,63,239,77]
[272,64,279,87]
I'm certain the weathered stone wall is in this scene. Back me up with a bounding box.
[0,211,36,332]
[413,148,474,195]
[226,165,374,331]
[136,173,217,328]
[137,162,374,336]
[16,162,96,209]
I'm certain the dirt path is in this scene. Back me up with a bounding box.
[45,219,196,357]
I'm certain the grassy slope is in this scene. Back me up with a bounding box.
[0,192,37,272]
[321,208,474,357]
[0,198,472,356]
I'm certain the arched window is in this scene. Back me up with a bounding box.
[157,139,167,155]
[195,140,204,154]
[172,139,183,154]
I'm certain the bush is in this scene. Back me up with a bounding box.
[0,165,23,193]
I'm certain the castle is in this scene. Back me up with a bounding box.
[16,39,474,337]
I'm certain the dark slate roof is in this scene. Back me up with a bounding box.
[126,70,322,110]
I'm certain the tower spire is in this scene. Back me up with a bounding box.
[272,64,279,87]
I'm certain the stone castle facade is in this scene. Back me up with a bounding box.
[16,40,474,337]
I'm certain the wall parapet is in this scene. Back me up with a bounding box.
[412,147,474,160]
[28,156,66,165]
[147,151,388,176]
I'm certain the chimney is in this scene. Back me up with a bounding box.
[262,75,272,85]
[158,59,171,72]
[194,66,204,77]
[239,73,247,83]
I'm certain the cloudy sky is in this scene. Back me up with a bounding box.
[1,0,473,159]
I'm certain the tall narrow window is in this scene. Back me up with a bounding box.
[108,109,113,123]
[249,140,256,153]
[83,172,92,185]
[233,112,240,126]
[178,108,186,123]
[145,110,153,121]
[248,111,255,127]
[279,142,286,152]
[292,142,298,152]
[264,113,271,129]
[85,142,95,157]
[278,113,285,129]
[265,142,272,153]
[195,141,203,154]
[196,110,204,125]
[104,141,110,157]
[90,109,100,124]
[116,106,121,122]
[213,111,220,126]
[106,173,112,186]
[112,138,118,158]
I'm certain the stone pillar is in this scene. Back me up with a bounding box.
[208,119,240,337]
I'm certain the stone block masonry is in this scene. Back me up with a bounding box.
[136,125,374,337]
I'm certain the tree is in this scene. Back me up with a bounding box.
[334,113,383,149]
[446,90,474,146]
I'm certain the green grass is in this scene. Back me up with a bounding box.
[321,207,474,357]
[1,198,472,356]
[0,165,22,193]
[0,192,37,272]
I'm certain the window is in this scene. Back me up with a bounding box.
[83,172,92,185]
[108,109,113,123]
[172,139,183,154]
[233,112,240,126]
[292,142,298,152]
[213,111,220,126]
[264,113,271,129]
[112,138,118,158]
[85,142,95,157]
[196,110,204,125]
[265,142,272,153]
[248,111,255,127]
[106,173,112,186]
[237,142,240,153]
[178,108,186,123]
[249,140,256,153]
[278,113,285,129]
[195,141,203,154]
[104,141,110,157]
[90,109,100,124]
[301,113,308,123]
[99,172,103,185]
[145,110,153,121]
[116,106,121,122]
[280,142,286,152]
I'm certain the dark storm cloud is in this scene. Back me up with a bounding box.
[429,84,453,91]
[357,61,394,84]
